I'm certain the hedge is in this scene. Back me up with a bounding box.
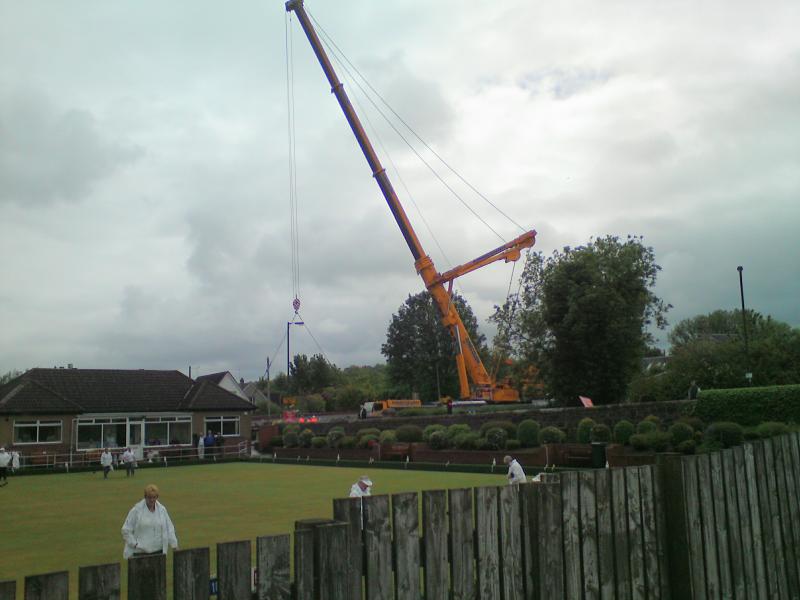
[693,384,800,426]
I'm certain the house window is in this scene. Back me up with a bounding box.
[143,416,192,447]
[14,420,62,444]
[204,416,240,437]
[76,422,127,449]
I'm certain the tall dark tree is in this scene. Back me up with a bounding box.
[496,235,669,405]
[288,353,340,394]
[381,291,487,403]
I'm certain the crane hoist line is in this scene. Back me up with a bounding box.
[286,0,537,402]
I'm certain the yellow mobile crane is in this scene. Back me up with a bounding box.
[286,1,536,402]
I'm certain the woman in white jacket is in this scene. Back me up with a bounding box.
[121,484,178,559]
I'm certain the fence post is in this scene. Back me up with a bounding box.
[217,540,251,600]
[392,492,420,600]
[475,486,501,599]
[293,527,314,600]
[333,497,363,600]
[317,522,350,599]
[611,469,631,600]
[78,563,120,600]
[256,534,291,600]
[448,488,476,600]
[0,581,15,600]
[363,495,392,600]
[128,554,166,600]
[537,481,563,599]
[422,490,448,600]
[498,484,524,600]
[24,571,69,600]
[519,483,539,600]
[562,471,582,600]
[173,547,210,600]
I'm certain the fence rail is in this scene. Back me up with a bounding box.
[3,432,800,599]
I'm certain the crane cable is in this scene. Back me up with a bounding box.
[285,12,301,314]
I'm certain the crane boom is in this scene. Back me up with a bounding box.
[286,0,536,400]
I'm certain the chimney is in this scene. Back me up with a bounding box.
[68,363,73,369]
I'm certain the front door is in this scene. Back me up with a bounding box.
[127,421,144,460]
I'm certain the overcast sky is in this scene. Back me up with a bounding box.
[1,0,798,382]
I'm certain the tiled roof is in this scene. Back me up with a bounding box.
[194,371,229,385]
[0,368,252,415]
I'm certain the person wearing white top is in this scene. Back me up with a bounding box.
[349,475,373,497]
[11,451,20,473]
[100,448,113,479]
[504,455,527,485]
[121,484,178,559]
[0,448,10,486]
[121,448,136,478]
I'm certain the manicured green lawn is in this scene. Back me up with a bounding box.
[0,462,506,596]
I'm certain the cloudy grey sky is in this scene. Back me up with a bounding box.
[1,0,798,382]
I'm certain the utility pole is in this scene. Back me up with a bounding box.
[265,357,271,417]
[737,266,752,384]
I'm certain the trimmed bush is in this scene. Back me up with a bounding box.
[756,421,790,439]
[613,420,636,445]
[299,428,314,448]
[539,426,566,444]
[637,420,658,435]
[476,437,493,451]
[643,415,662,428]
[505,439,522,451]
[693,384,800,426]
[311,436,327,448]
[454,432,481,450]
[282,423,300,435]
[577,418,596,443]
[591,424,612,443]
[356,427,381,440]
[677,439,696,455]
[630,431,671,452]
[379,430,398,446]
[428,430,448,450]
[678,416,704,432]
[269,435,283,447]
[357,434,379,449]
[669,422,694,446]
[423,424,446,442]
[704,422,744,448]
[326,427,346,448]
[396,425,424,443]
[698,440,724,454]
[630,434,649,451]
[479,420,517,439]
[446,424,472,442]
[283,431,299,448]
[485,427,509,450]
[517,420,541,447]
[338,435,356,449]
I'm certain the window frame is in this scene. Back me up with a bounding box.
[13,419,63,445]
[204,415,240,437]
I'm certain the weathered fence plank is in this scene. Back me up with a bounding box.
[538,482,564,600]
[294,528,314,600]
[128,554,166,600]
[638,466,660,600]
[611,468,631,600]
[681,456,706,599]
[658,455,690,599]
[731,447,757,600]
[625,467,646,600]
[422,490,448,600]
[775,435,800,597]
[78,563,120,600]
[786,434,800,583]
[595,470,615,600]
[578,471,599,600]
[499,484,524,600]
[0,581,14,600]
[256,534,290,600]
[697,453,721,600]
[173,548,209,600]
[363,495,392,600]
[562,471,582,600]
[475,486,501,600]
[753,441,782,600]
[720,449,745,600]
[333,497,363,600]
[23,572,68,600]
[744,443,769,599]
[710,452,733,599]
[520,483,539,600]
[449,488,475,600]
[217,540,251,600]
[651,461,671,599]
[318,522,350,599]
[763,438,791,600]
[392,492,420,600]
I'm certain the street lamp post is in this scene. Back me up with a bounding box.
[737,266,752,384]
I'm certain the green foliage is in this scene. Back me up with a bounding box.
[630,434,648,451]
[295,394,326,413]
[669,422,694,445]
[311,436,327,448]
[356,427,381,439]
[269,435,283,447]
[630,431,671,452]
[299,428,314,448]
[395,425,424,443]
[382,290,488,403]
[423,424,447,442]
[676,439,696,454]
[485,427,509,450]
[357,434,379,449]
[539,426,566,444]
[326,427,346,448]
[643,415,661,427]
[494,236,669,405]
[517,420,541,447]
[283,431,299,448]
[505,439,522,451]
[454,432,481,450]
[613,420,635,445]
[577,418,596,443]
[476,437,493,451]
[446,424,473,442]
[678,416,704,432]
[479,420,517,439]
[693,385,800,426]
[637,420,658,434]
[282,423,300,435]
[328,384,367,412]
[756,421,790,438]
[704,422,744,448]
[288,353,341,395]
[379,430,398,446]
[591,424,612,443]
[338,436,357,449]
[428,430,448,450]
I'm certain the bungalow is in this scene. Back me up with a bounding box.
[0,368,253,460]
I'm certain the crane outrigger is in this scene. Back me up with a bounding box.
[286,0,536,402]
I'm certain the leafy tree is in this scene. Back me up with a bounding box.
[0,370,23,386]
[381,291,487,403]
[288,353,341,394]
[495,235,669,405]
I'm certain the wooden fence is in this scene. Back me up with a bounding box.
[3,433,800,599]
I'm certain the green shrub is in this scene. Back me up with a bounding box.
[630,434,649,451]
[479,420,517,439]
[678,416,704,432]
[637,420,658,434]
[299,428,314,448]
[643,415,662,428]
[517,420,541,447]
[485,427,509,450]
[743,427,761,440]
[428,430,448,450]
[476,437,493,451]
[539,426,566,444]
[379,430,398,446]
[338,435,356,449]
[676,439,696,455]
[423,424,446,442]
[454,432,481,450]
[326,427,346,448]
[311,436,327,448]
[282,423,300,435]
[396,425,423,443]
[269,435,283,447]
[613,420,636,445]
[698,440,724,454]
[446,424,472,442]
[505,439,522,451]
[756,421,790,439]
[283,431,299,448]
[704,422,744,448]
[357,434,379,449]
[576,418,596,443]
[630,431,671,452]
[693,384,800,426]
[356,427,381,439]
[669,422,694,446]
[591,424,612,443]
